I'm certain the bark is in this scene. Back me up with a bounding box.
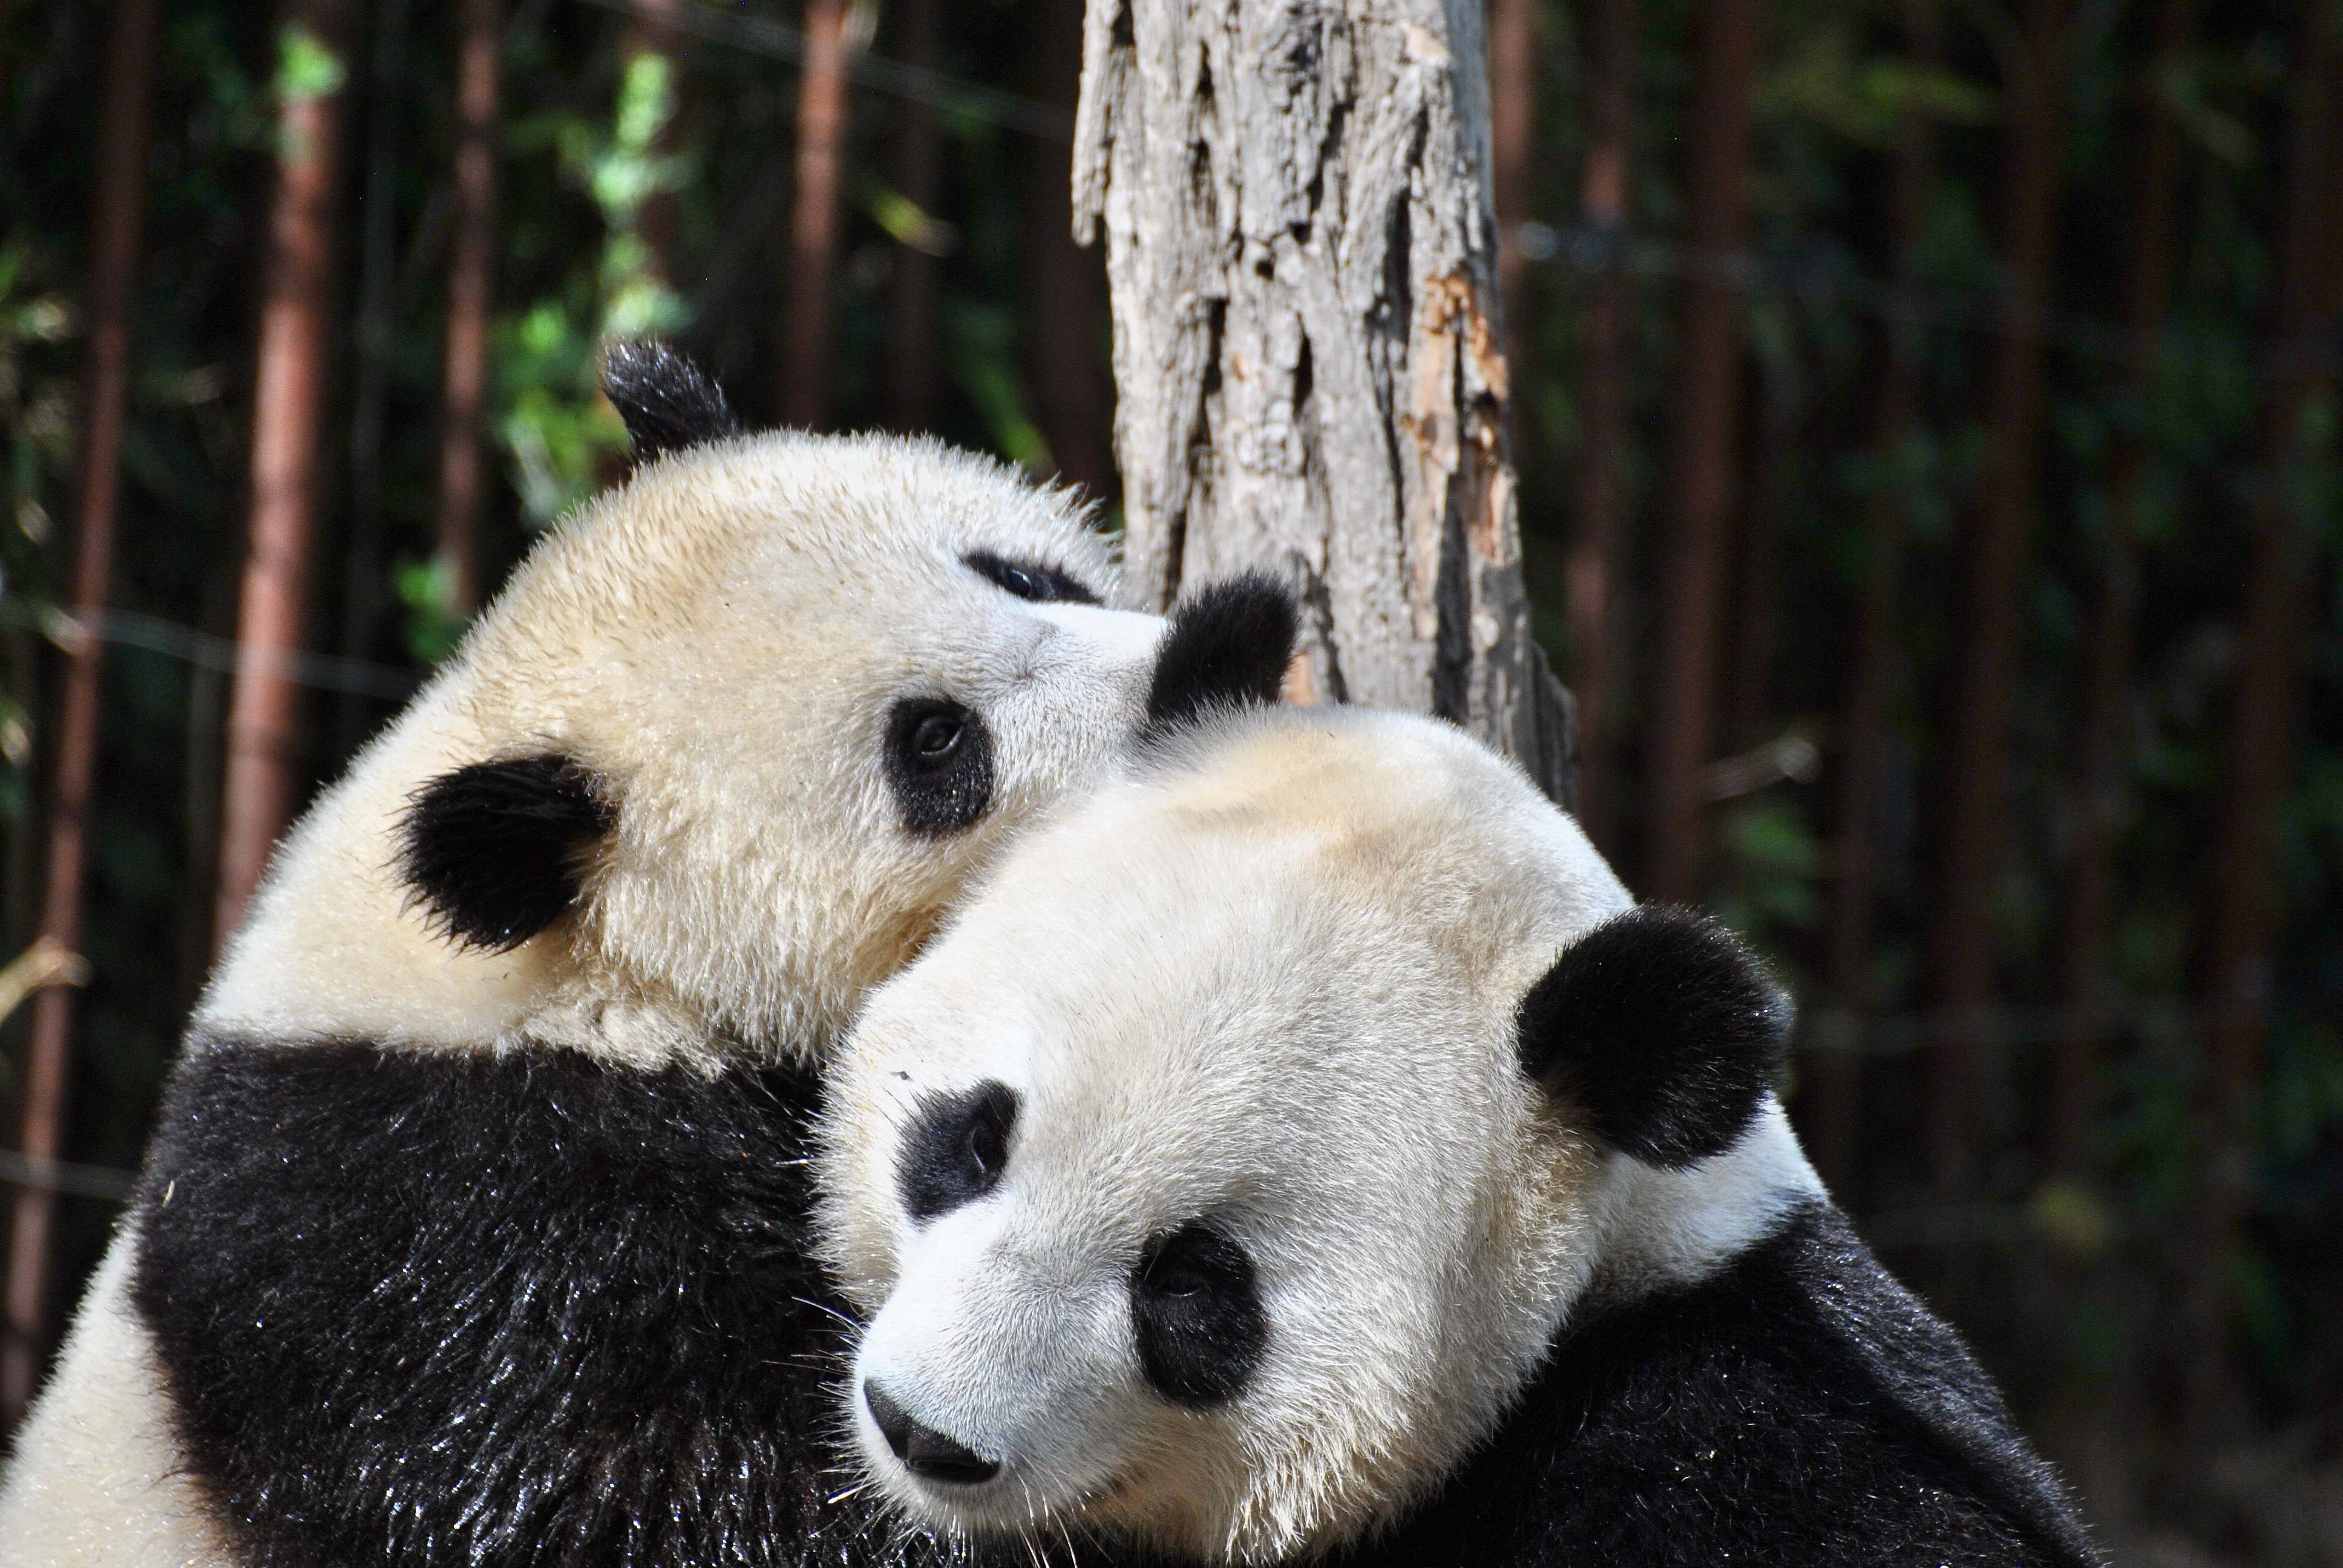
[2043,0,2191,1178]
[781,0,851,430]
[436,0,500,617]
[2,0,160,1428]
[2184,1,2341,1425]
[1564,0,1634,849]
[1805,0,1941,1196]
[1642,0,1758,902]
[883,0,944,431]
[1918,0,2065,1192]
[1072,0,1573,803]
[1487,0,1534,330]
[1026,0,1116,498]
[214,0,355,944]
[1725,359,1786,750]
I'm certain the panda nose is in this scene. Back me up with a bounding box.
[864,1380,1000,1485]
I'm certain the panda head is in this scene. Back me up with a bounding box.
[817,707,1810,1562]
[197,343,1299,1067]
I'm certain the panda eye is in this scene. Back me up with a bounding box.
[965,550,1103,607]
[898,1082,1020,1221]
[913,711,963,761]
[1136,1224,1243,1302]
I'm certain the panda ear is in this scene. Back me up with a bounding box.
[601,339,742,462]
[1514,907,1789,1169]
[1142,573,1301,740]
[398,754,617,953]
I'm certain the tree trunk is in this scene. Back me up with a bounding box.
[214,0,355,944]
[2043,0,2191,1178]
[1918,0,2065,1194]
[335,0,412,757]
[2184,0,2341,1426]
[436,0,500,618]
[1072,0,1573,804]
[883,0,943,432]
[1641,0,1757,902]
[1487,0,1534,333]
[1805,0,1941,1195]
[624,0,687,290]
[781,0,851,430]
[1026,0,1115,499]
[1564,0,1634,850]
[1725,358,1786,750]
[2,0,159,1428]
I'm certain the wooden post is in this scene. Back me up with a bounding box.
[3,0,160,1426]
[215,0,355,943]
[1072,0,1573,803]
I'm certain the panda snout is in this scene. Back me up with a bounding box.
[865,1379,1000,1486]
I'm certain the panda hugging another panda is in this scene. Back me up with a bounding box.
[821,707,2105,1567]
[0,344,1299,1568]
[0,341,2096,1568]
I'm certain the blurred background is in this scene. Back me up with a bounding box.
[0,0,2338,1561]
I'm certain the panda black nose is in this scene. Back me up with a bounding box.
[1142,573,1300,737]
[864,1379,1000,1485]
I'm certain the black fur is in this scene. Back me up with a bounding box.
[1331,1202,2100,1567]
[131,1033,978,1568]
[1141,574,1299,739]
[883,697,995,836]
[1130,1221,1266,1408]
[896,1080,1018,1221]
[398,754,615,952]
[965,550,1103,607]
[601,339,742,461]
[1515,906,1789,1168]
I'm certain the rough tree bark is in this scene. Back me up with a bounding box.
[1,0,159,1429]
[1072,0,1573,804]
[2043,0,2190,1177]
[1805,0,1941,1195]
[1564,0,1634,849]
[215,0,355,944]
[781,0,851,430]
[436,0,500,618]
[2185,0,2341,1423]
[883,0,944,431]
[1026,0,1115,498]
[1919,0,2066,1193]
[1642,0,1758,902]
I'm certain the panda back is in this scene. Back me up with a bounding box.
[1334,1201,2102,1568]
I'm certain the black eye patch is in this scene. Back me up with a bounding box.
[1130,1221,1267,1408]
[965,550,1103,607]
[897,1081,1020,1222]
[883,697,995,837]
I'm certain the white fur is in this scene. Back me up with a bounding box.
[818,708,1818,1564]
[1,431,1167,1564]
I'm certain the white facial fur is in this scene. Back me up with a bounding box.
[820,708,1823,1563]
[199,432,1164,1068]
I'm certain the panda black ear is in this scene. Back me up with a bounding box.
[398,754,617,953]
[1515,907,1789,1169]
[1142,573,1300,740]
[601,339,742,462]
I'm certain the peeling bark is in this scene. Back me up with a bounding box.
[1073,0,1572,803]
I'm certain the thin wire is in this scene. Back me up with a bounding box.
[1523,220,2343,380]
[570,0,1075,142]
[2,602,426,701]
[0,1151,136,1203]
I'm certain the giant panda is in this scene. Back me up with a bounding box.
[817,705,2103,1568]
[0,342,1302,1568]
